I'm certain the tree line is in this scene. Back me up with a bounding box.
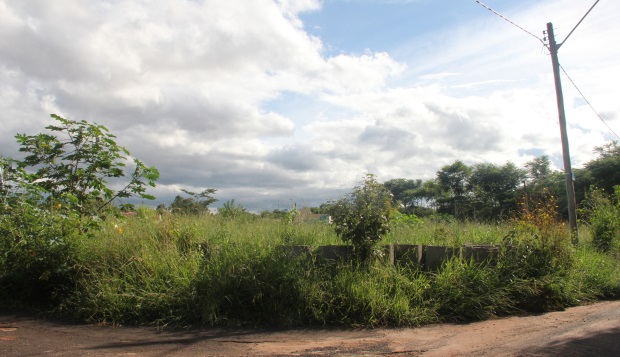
[378,142,620,221]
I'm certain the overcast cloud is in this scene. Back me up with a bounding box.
[1,0,618,211]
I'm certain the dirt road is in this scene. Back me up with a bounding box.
[1,300,619,356]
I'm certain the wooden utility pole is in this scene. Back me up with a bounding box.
[546,22,578,243]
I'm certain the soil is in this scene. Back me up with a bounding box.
[1,300,619,356]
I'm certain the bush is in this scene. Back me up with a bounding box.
[327,174,393,262]
[0,200,84,305]
[581,186,620,252]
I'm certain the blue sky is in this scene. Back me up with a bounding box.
[0,0,618,211]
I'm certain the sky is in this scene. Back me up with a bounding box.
[1,0,619,212]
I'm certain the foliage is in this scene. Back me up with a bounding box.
[390,211,423,227]
[169,188,217,215]
[327,174,393,262]
[436,160,472,218]
[218,199,248,219]
[259,208,290,220]
[469,162,526,221]
[14,114,159,217]
[383,178,423,211]
[583,141,620,194]
[503,190,573,279]
[0,199,84,305]
[2,207,619,327]
[580,186,620,252]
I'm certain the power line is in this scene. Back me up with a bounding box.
[474,1,546,46]
[473,1,616,140]
[559,64,620,141]
[558,0,600,49]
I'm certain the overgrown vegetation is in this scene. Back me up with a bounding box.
[1,117,619,328]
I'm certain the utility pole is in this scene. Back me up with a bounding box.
[546,22,578,243]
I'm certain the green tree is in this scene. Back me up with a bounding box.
[383,178,422,211]
[523,155,566,217]
[469,162,525,220]
[170,188,217,215]
[436,160,472,218]
[583,141,620,194]
[525,155,552,181]
[14,114,159,216]
[327,174,392,263]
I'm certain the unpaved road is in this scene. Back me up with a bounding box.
[1,300,619,356]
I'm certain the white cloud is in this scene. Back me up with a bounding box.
[0,0,618,211]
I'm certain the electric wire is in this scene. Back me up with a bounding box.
[559,64,620,141]
[474,1,546,46]
[558,0,600,48]
[474,0,617,140]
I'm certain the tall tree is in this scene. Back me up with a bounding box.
[469,162,525,220]
[383,178,422,210]
[436,160,471,217]
[584,141,620,194]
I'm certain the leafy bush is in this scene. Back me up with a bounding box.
[218,199,248,219]
[327,174,393,262]
[0,200,84,305]
[581,186,620,252]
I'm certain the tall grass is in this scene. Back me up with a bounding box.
[2,205,619,328]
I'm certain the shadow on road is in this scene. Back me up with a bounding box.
[531,326,620,356]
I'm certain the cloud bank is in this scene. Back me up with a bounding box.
[1,0,618,211]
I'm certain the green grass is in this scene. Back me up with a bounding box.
[2,209,620,328]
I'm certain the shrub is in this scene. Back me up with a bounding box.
[327,174,393,262]
[581,186,620,252]
[0,200,84,305]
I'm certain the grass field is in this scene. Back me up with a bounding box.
[18,208,608,328]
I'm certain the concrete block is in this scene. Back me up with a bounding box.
[314,245,354,264]
[424,245,460,271]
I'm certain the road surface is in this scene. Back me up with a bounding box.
[1,300,619,356]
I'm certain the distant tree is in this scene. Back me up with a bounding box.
[523,155,566,215]
[170,188,217,215]
[436,160,472,218]
[383,178,422,211]
[218,199,247,219]
[525,155,552,181]
[259,209,289,219]
[583,141,620,194]
[469,162,526,220]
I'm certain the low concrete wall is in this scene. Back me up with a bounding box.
[314,245,354,263]
[424,245,460,271]
[392,244,423,267]
[462,244,500,265]
[277,243,511,270]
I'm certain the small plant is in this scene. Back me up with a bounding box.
[327,174,393,263]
